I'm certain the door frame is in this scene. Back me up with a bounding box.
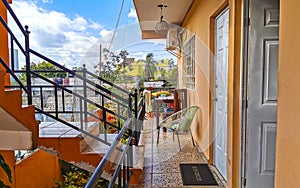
[240,0,250,187]
[213,7,229,180]
[240,0,279,187]
[209,2,229,167]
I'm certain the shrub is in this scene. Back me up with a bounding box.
[54,161,109,188]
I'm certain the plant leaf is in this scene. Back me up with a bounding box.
[0,155,12,183]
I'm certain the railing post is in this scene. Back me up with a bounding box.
[82,64,88,123]
[10,39,14,72]
[128,93,133,168]
[25,25,32,105]
[134,89,139,146]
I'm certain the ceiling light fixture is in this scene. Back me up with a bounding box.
[155,4,169,36]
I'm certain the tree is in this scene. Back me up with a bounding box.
[145,53,157,80]
[159,67,167,79]
[95,48,129,83]
[19,61,67,83]
[168,58,178,86]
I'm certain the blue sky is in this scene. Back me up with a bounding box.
[38,0,135,31]
[8,0,172,70]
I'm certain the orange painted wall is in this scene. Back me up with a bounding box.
[1,149,61,188]
[0,150,15,187]
[181,0,227,159]
[38,137,102,167]
[275,0,300,187]
[15,149,61,188]
[0,0,10,85]
[181,1,242,187]
[0,70,39,148]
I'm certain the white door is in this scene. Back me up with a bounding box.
[214,8,229,180]
[246,0,279,187]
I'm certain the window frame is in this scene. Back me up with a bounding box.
[182,34,196,90]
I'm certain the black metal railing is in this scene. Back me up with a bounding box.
[0,0,146,186]
[85,118,133,188]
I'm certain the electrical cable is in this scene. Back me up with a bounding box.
[108,0,125,51]
[120,0,131,49]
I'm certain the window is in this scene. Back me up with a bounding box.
[183,35,195,90]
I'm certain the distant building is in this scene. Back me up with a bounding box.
[9,49,19,70]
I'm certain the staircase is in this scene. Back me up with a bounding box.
[0,70,38,150]
[0,0,146,187]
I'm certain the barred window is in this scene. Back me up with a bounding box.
[183,35,195,90]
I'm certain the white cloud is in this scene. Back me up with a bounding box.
[89,20,102,30]
[41,0,53,3]
[129,51,147,60]
[100,29,114,43]
[7,1,173,71]
[8,0,111,70]
[128,8,137,19]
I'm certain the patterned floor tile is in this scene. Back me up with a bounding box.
[152,173,182,187]
[136,118,225,188]
[152,161,181,174]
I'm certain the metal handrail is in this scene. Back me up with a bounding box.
[30,71,127,121]
[30,49,130,104]
[108,136,132,187]
[10,68,130,110]
[0,16,26,55]
[1,0,27,35]
[1,1,145,187]
[1,0,133,140]
[35,108,114,145]
[85,118,132,188]
[0,58,28,94]
[85,69,130,95]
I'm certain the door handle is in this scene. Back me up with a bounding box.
[212,97,218,102]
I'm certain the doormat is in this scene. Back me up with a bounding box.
[179,164,219,186]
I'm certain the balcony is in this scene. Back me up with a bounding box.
[133,117,226,187]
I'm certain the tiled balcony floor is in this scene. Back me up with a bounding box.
[133,118,226,188]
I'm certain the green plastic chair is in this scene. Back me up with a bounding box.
[157,106,199,150]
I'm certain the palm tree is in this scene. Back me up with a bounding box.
[145,53,157,80]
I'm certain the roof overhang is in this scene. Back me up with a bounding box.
[133,0,193,39]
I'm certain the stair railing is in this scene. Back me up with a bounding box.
[85,117,133,188]
[1,1,146,186]
[86,90,135,188]
[2,0,145,146]
[0,57,125,145]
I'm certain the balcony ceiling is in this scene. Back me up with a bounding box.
[133,0,194,39]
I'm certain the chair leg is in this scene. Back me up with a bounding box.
[190,129,195,147]
[176,133,181,151]
[157,128,160,146]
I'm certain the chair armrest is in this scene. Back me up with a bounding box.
[159,109,183,124]
[160,118,182,129]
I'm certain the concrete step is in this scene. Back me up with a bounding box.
[82,133,145,169]
[0,107,32,150]
[82,133,145,185]
[39,121,99,138]
[2,89,23,109]
[39,120,101,151]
